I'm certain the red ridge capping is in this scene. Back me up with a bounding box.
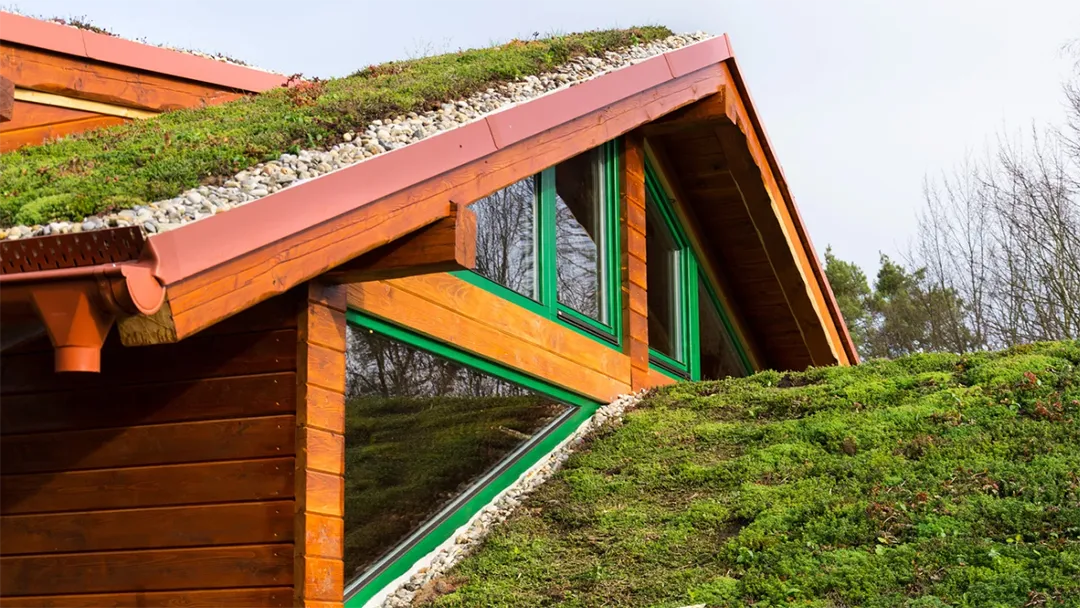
[0,12,287,92]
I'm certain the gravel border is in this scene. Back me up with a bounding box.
[366,391,645,608]
[2,32,711,240]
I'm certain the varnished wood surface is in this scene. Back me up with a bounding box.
[0,296,300,604]
[294,281,346,607]
[348,274,633,401]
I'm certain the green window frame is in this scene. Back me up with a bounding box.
[343,308,601,607]
[645,161,753,381]
[453,140,622,348]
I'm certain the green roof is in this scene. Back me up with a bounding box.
[437,341,1080,607]
[0,26,672,229]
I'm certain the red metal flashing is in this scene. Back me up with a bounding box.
[148,120,498,285]
[665,34,733,78]
[0,12,286,92]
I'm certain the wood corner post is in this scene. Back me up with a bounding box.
[295,280,347,607]
[621,130,650,391]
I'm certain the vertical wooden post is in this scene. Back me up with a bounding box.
[621,130,650,391]
[295,281,347,607]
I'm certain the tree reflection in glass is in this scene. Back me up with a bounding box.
[343,325,573,582]
[555,149,605,322]
[470,176,538,300]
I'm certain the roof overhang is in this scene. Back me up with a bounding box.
[0,35,857,371]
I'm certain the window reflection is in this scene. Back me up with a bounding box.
[555,149,605,322]
[344,325,573,581]
[470,176,538,300]
[698,281,745,379]
[645,188,682,361]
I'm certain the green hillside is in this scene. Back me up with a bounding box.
[437,341,1080,608]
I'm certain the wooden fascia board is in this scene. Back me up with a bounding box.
[118,39,733,346]
[0,12,286,92]
[0,75,13,122]
[324,203,477,283]
[721,54,859,365]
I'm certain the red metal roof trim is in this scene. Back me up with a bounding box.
[146,37,735,286]
[0,12,286,92]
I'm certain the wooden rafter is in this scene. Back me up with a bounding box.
[324,203,476,284]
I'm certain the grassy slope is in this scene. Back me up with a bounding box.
[438,341,1080,608]
[0,27,671,227]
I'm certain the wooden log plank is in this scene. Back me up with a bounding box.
[348,276,631,401]
[1,415,295,475]
[0,115,127,152]
[0,76,11,122]
[0,457,294,515]
[0,44,244,112]
[326,204,477,283]
[0,329,297,395]
[0,99,95,131]
[0,372,295,435]
[0,544,292,596]
[141,64,729,346]
[0,587,294,608]
[0,501,293,554]
[295,281,346,608]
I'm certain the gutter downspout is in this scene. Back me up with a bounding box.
[0,262,164,372]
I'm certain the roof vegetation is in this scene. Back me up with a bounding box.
[436,341,1080,607]
[0,27,672,228]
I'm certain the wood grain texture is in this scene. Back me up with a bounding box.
[1,99,94,131]
[1,501,293,554]
[0,293,302,604]
[0,44,243,112]
[0,587,294,608]
[621,130,651,390]
[348,274,632,401]
[1,415,295,474]
[328,204,477,283]
[1,457,295,515]
[295,281,346,607]
[0,544,292,596]
[0,75,12,122]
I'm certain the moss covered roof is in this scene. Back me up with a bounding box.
[0,27,672,229]
[437,341,1080,607]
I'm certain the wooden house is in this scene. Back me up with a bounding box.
[0,22,856,608]
[0,12,285,152]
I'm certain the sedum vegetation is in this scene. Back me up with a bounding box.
[436,341,1080,607]
[0,27,671,227]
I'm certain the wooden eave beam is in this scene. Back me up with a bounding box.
[324,203,476,284]
[0,75,13,122]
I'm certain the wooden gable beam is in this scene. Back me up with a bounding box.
[324,203,476,284]
[646,86,842,366]
[0,75,13,122]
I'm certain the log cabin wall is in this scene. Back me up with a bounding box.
[0,283,347,607]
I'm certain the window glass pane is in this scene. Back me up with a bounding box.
[645,189,682,361]
[698,281,745,379]
[555,149,605,322]
[344,325,573,582]
[471,176,538,300]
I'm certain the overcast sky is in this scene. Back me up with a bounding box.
[7,0,1079,275]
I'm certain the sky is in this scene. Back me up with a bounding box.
[6,0,1079,276]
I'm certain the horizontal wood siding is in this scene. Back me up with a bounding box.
[348,274,632,402]
[0,297,299,606]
